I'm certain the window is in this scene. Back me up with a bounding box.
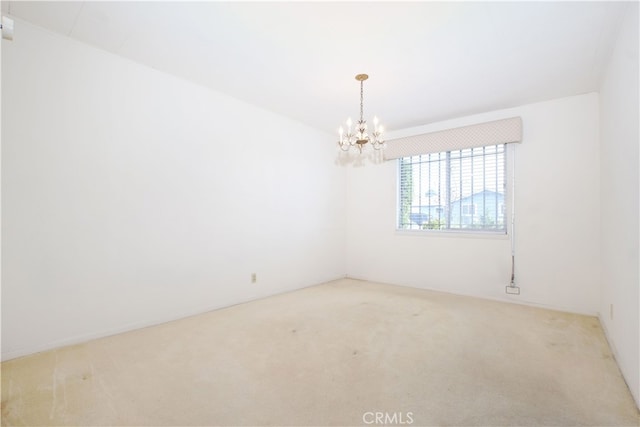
[398,144,506,232]
[462,204,476,216]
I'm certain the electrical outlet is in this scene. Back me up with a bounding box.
[505,285,520,295]
[610,304,613,320]
[251,273,257,283]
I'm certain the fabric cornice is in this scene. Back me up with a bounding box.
[384,116,523,160]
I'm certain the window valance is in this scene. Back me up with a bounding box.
[384,116,523,160]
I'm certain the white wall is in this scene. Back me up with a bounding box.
[599,2,639,407]
[347,93,601,315]
[1,20,346,361]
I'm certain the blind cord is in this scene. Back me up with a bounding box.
[510,143,516,287]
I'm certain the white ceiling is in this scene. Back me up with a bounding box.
[2,1,629,133]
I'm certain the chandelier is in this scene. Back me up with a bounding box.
[338,74,385,153]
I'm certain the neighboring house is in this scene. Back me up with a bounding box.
[409,190,446,226]
[409,204,446,226]
[410,189,505,229]
[449,190,505,228]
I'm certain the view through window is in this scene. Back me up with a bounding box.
[398,144,506,232]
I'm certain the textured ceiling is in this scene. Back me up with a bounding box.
[2,1,629,133]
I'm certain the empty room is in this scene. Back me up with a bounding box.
[1,1,639,426]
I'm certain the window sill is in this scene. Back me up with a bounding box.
[395,229,509,240]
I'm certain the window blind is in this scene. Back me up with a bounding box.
[385,117,522,160]
[398,145,506,231]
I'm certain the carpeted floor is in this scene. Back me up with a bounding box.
[2,278,639,426]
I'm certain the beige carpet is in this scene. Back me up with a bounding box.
[2,278,639,426]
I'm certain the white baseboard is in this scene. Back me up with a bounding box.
[1,274,347,362]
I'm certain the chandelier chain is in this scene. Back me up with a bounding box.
[360,79,364,122]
